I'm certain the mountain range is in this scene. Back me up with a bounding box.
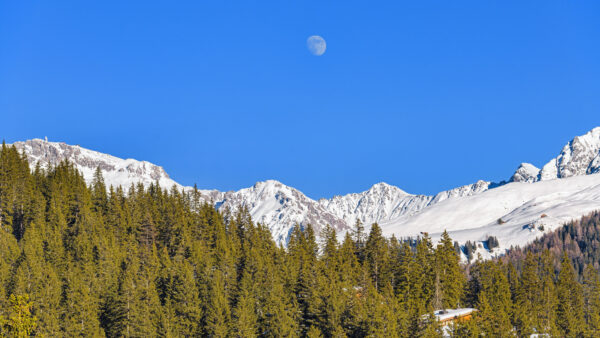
[11,127,600,257]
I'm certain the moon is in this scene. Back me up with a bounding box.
[307,35,326,56]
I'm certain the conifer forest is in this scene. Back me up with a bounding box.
[2,143,600,337]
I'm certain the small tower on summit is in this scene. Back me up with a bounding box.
[44,136,48,142]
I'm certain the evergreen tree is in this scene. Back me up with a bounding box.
[538,250,559,336]
[434,230,465,309]
[205,269,231,337]
[364,223,388,291]
[513,251,539,336]
[91,166,108,215]
[0,294,37,337]
[232,271,258,338]
[60,266,104,336]
[474,261,512,337]
[556,253,585,337]
[351,219,366,262]
[4,145,600,338]
[583,264,600,337]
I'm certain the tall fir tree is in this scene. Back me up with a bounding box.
[556,253,585,337]
[434,230,465,309]
[583,264,600,337]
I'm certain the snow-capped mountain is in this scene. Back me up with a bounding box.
[539,127,600,180]
[509,163,540,183]
[13,139,183,190]
[380,127,600,258]
[10,127,600,254]
[203,180,348,244]
[381,173,600,259]
[510,127,600,183]
[317,180,491,228]
[10,139,496,245]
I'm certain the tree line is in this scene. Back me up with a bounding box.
[1,142,600,337]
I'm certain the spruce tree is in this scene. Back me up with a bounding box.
[434,230,465,309]
[364,223,388,291]
[583,264,600,337]
[232,271,258,338]
[513,251,539,336]
[0,294,37,337]
[351,219,366,262]
[474,261,512,337]
[556,253,585,337]
[538,250,558,336]
[206,269,231,337]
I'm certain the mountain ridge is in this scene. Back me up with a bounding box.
[10,127,600,252]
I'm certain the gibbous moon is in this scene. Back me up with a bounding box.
[307,35,326,56]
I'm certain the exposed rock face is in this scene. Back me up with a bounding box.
[318,182,430,227]
[549,127,600,178]
[507,128,600,183]
[430,180,491,204]
[9,138,494,245]
[11,127,600,248]
[208,180,349,245]
[12,139,181,190]
[510,163,540,183]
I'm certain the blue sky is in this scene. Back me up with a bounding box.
[1,1,599,198]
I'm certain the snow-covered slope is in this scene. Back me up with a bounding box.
[9,139,494,245]
[10,127,600,252]
[509,127,600,182]
[318,181,491,228]
[510,163,540,183]
[208,180,348,244]
[13,139,182,191]
[379,127,600,258]
[539,127,600,180]
[381,173,600,258]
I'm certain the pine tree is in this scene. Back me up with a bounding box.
[0,294,37,337]
[583,264,600,337]
[556,253,585,337]
[338,233,360,285]
[362,283,399,337]
[260,274,299,337]
[232,271,258,338]
[306,325,324,338]
[434,230,465,309]
[10,142,600,338]
[411,233,435,312]
[513,251,539,336]
[321,224,339,271]
[206,269,231,337]
[60,266,105,336]
[351,219,366,262]
[91,166,108,215]
[286,223,323,336]
[538,250,558,336]
[7,231,61,336]
[364,223,388,291]
[474,261,512,337]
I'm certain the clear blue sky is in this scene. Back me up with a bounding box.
[1,1,599,198]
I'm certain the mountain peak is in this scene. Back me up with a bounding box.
[12,139,179,190]
[11,127,600,250]
[509,127,600,183]
[254,179,285,188]
[367,182,409,195]
[510,163,540,183]
[538,127,600,181]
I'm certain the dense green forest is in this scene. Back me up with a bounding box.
[2,142,600,337]
[502,211,600,277]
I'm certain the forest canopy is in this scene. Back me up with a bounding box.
[1,143,600,337]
